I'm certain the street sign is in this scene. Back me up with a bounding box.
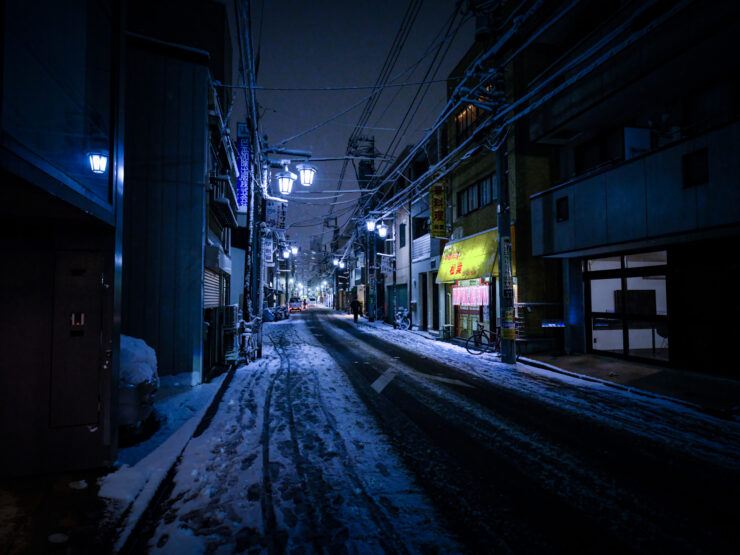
[430,183,447,238]
[236,123,250,212]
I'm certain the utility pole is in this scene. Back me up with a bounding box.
[496,134,516,364]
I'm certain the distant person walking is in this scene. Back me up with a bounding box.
[350,297,361,324]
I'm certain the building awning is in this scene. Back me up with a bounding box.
[436,228,498,283]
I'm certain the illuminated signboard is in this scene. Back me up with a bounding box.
[436,228,498,283]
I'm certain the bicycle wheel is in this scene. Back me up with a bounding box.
[399,317,411,330]
[466,332,490,355]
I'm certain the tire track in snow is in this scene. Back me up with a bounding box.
[321,311,740,553]
[269,322,409,553]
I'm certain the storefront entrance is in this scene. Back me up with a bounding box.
[585,250,669,362]
[452,279,492,339]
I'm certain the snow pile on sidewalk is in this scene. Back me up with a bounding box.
[120,335,159,387]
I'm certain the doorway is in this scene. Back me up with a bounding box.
[420,273,428,330]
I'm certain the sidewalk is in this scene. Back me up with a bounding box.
[356,314,740,419]
[0,370,232,554]
[523,352,740,417]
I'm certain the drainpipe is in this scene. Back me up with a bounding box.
[496,134,516,364]
[408,200,413,328]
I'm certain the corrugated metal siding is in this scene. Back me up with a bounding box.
[412,234,431,261]
[122,45,207,378]
[203,269,220,308]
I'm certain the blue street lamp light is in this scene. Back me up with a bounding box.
[296,162,317,187]
[377,222,388,238]
[276,167,296,195]
[366,219,376,232]
[88,152,108,174]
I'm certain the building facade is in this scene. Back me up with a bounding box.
[1,1,124,474]
[525,0,740,375]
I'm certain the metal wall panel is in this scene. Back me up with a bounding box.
[122,44,207,378]
[532,121,740,257]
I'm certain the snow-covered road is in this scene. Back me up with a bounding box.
[120,309,740,553]
[144,318,459,553]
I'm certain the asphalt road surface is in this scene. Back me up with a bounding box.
[132,308,740,554]
[300,310,739,554]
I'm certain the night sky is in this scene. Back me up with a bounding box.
[252,0,473,279]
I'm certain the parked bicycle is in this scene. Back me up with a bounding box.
[465,320,500,355]
[238,316,262,363]
[393,307,411,330]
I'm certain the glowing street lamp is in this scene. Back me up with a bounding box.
[291,245,298,255]
[377,222,388,238]
[276,162,296,195]
[88,152,108,174]
[296,162,317,187]
[283,249,290,259]
[366,219,376,232]
[339,261,345,269]
[333,258,339,266]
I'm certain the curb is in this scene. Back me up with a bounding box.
[347,316,736,422]
[517,356,736,421]
[112,363,239,553]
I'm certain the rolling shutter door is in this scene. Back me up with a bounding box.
[204,269,220,308]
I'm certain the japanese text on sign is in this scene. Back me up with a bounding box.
[236,123,250,212]
[430,183,447,238]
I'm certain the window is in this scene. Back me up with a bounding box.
[412,217,429,238]
[468,184,478,213]
[455,104,480,143]
[556,196,569,222]
[682,149,708,188]
[457,189,467,217]
[399,223,406,248]
[480,175,492,206]
[457,174,496,217]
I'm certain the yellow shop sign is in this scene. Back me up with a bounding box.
[436,228,499,283]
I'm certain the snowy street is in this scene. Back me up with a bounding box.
[127,309,740,553]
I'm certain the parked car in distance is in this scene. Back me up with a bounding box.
[307,296,317,307]
[289,297,302,312]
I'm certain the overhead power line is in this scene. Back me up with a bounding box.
[213,76,465,91]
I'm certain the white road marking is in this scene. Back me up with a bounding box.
[371,367,399,394]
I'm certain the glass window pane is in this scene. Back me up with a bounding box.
[590,278,621,312]
[481,176,490,206]
[587,256,621,272]
[625,276,667,316]
[469,185,478,211]
[592,317,624,354]
[626,250,667,268]
[627,320,669,361]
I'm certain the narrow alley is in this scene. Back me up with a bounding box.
[120,310,740,553]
